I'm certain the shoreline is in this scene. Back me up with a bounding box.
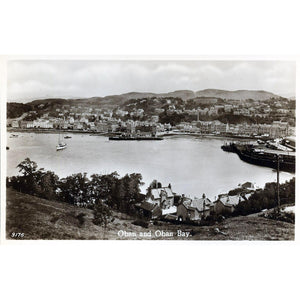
[6,127,295,201]
[7,127,256,141]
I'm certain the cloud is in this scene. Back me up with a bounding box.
[7,60,296,102]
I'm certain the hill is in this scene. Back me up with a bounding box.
[23,89,281,106]
[195,89,280,100]
[6,188,294,240]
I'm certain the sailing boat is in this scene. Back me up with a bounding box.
[56,129,67,151]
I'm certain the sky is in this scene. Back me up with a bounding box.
[7,60,296,102]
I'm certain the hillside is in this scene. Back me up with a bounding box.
[6,188,294,240]
[7,89,284,118]
[196,89,280,100]
[24,89,281,105]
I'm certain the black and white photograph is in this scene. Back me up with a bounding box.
[5,59,296,240]
[1,1,300,300]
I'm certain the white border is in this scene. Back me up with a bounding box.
[1,55,298,245]
[0,55,299,300]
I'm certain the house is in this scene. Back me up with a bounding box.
[240,182,255,190]
[214,194,235,215]
[12,120,19,128]
[135,201,162,220]
[214,193,248,215]
[146,185,175,211]
[177,195,213,221]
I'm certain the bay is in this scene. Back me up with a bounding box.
[6,132,294,201]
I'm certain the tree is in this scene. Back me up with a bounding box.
[15,158,44,195]
[17,158,38,177]
[39,171,60,200]
[146,179,160,197]
[118,173,144,213]
[59,173,90,205]
[89,172,119,205]
[93,201,112,228]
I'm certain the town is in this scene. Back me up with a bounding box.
[7,93,296,139]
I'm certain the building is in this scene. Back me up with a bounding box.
[214,192,251,215]
[11,120,19,128]
[73,121,83,130]
[96,122,108,132]
[240,182,255,190]
[146,185,175,210]
[135,202,162,220]
[213,194,236,215]
[177,195,213,221]
[224,104,233,112]
[126,122,135,134]
[135,125,155,137]
[151,115,159,123]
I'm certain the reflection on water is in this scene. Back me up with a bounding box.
[7,132,294,200]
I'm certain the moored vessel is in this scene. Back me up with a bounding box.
[56,131,67,150]
[56,143,67,151]
[109,134,163,141]
[221,142,295,173]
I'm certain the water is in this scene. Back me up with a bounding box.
[6,132,294,200]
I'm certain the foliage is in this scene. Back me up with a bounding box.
[89,172,119,204]
[146,179,162,197]
[7,158,145,219]
[159,111,196,126]
[7,103,32,119]
[262,210,295,224]
[233,178,295,216]
[93,201,112,228]
[8,158,52,197]
[228,187,248,196]
[59,173,90,205]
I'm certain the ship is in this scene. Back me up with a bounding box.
[221,142,295,173]
[109,135,163,141]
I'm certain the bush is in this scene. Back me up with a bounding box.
[234,177,295,216]
[93,202,112,228]
[228,188,247,196]
[263,210,295,224]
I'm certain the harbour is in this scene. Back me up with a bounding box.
[6,132,294,201]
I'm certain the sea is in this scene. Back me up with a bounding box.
[6,132,294,201]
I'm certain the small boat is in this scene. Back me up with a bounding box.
[56,142,67,151]
[56,131,67,151]
[64,136,72,139]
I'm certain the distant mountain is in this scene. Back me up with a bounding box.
[24,89,282,107]
[101,90,195,102]
[162,90,196,100]
[195,89,280,101]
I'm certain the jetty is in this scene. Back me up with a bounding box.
[221,142,295,173]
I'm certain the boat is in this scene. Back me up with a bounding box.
[64,136,72,139]
[221,142,295,173]
[56,142,67,151]
[56,132,67,151]
[109,135,163,141]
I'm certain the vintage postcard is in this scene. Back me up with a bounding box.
[3,58,296,240]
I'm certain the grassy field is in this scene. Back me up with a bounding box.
[6,188,294,240]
